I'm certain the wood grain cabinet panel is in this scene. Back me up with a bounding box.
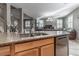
[0,46,10,56]
[33,38,54,47]
[15,38,54,52]
[15,42,33,52]
[15,48,39,56]
[0,37,54,56]
[41,44,54,56]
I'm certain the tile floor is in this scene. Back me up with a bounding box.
[69,40,79,56]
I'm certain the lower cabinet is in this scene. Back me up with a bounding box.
[0,37,54,56]
[15,44,54,56]
[14,38,54,56]
[0,46,10,56]
[15,48,39,56]
[41,44,54,56]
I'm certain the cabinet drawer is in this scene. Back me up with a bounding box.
[33,38,54,47]
[0,46,10,56]
[15,38,54,52]
[15,48,39,56]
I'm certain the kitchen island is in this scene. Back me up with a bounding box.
[0,31,69,56]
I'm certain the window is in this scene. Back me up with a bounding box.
[37,19,44,28]
[57,19,63,29]
[67,14,73,29]
[25,21,30,27]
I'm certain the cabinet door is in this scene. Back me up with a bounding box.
[41,44,54,56]
[15,48,39,56]
[0,46,10,56]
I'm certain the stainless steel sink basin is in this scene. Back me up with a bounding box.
[20,33,48,38]
[31,33,47,36]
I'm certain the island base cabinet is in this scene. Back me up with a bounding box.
[0,37,54,56]
[41,44,54,56]
[15,48,39,56]
[15,44,54,56]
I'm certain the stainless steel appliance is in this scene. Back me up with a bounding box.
[56,35,69,56]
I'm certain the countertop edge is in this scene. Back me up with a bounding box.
[0,34,69,46]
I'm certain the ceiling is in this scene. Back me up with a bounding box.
[11,3,79,19]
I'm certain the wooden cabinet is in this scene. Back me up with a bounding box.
[0,37,54,56]
[41,44,54,56]
[69,30,76,40]
[15,48,39,56]
[15,38,54,52]
[0,46,10,56]
[14,38,54,56]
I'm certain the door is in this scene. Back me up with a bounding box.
[15,48,39,56]
[41,44,54,56]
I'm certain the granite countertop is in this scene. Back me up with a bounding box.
[0,31,69,46]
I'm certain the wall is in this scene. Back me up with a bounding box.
[0,17,4,32]
[73,7,79,40]
[10,4,33,34]
[0,4,7,32]
[6,3,11,32]
[64,7,79,40]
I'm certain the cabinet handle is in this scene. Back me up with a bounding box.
[56,37,67,40]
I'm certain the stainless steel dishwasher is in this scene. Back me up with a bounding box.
[56,35,69,56]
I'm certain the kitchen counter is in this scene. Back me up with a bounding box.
[0,31,68,45]
[0,31,69,46]
[0,31,69,56]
